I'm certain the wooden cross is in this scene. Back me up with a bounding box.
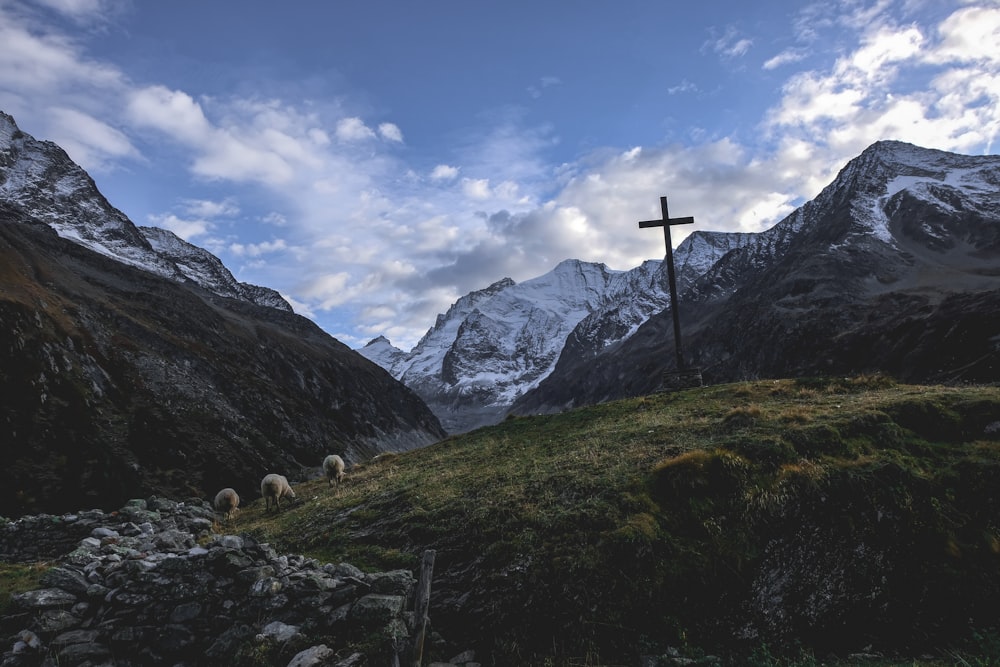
[639,196,694,371]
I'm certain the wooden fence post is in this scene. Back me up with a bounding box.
[409,549,436,667]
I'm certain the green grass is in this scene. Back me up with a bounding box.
[227,377,1000,665]
[0,562,50,616]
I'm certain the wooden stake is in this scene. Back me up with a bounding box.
[409,549,436,667]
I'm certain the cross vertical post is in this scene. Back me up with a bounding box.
[639,196,695,373]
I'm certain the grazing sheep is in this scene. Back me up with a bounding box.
[213,488,240,521]
[261,473,296,511]
[323,454,346,490]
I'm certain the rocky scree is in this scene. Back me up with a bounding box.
[0,498,422,666]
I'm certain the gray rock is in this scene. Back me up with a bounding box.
[51,628,100,647]
[250,577,284,597]
[169,601,202,623]
[450,649,476,664]
[0,497,420,666]
[286,644,336,667]
[369,569,416,595]
[259,620,301,643]
[33,609,81,634]
[216,534,244,550]
[330,562,364,579]
[39,566,89,595]
[13,588,78,609]
[349,594,405,624]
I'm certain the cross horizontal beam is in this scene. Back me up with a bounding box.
[638,216,694,228]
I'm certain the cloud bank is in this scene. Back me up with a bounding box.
[0,0,998,350]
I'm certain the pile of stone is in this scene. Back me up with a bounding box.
[0,498,418,666]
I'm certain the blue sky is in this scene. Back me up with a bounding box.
[1,0,998,350]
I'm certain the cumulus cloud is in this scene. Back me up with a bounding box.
[462,178,492,200]
[127,86,212,143]
[765,4,1000,157]
[46,106,139,170]
[336,117,375,141]
[229,239,289,257]
[929,5,1000,64]
[378,122,403,142]
[3,0,998,351]
[430,164,459,180]
[147,213,210,241]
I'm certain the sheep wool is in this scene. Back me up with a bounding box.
[260,474,296,511]
[213,488,240,520]
[322,454,346,489]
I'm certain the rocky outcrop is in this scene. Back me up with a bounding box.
[0,498,419,666]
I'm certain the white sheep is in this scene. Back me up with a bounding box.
[322,454,346,490]
[260,473,296,511]
[213,488,240,521]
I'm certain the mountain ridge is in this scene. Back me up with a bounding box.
[0,111,445,515]
[0,111,290,312]
[512,139,1000,416]
[360,139,999,428]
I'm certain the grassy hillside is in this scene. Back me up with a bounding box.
[239,377,1000,665]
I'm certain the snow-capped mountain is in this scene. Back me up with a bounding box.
[360,259,676,433]
[0,111,291,312]
[513,140,1000,415]
[0,110,445,514]
[361,140,1000,430]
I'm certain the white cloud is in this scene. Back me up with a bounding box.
[182,198,239,218]
[705,26,753,59]
[848,26,924,81]
[378,122,403,142]
[192,131,296,184]
[262,211,288,227]
[0,4,124,120]
[229,239,289,257]
[763,49,807,70]
[667,79,698,95]
[33,0,115,20]
[127,86,212,143]
[929,5,1000,64]
[147,213,209,241]
[764,3,1000,159]
[4,0,999,353]
[46,106,139,170]
[461,178,492,200]
[336,117,375,141]
[430,164,459,180]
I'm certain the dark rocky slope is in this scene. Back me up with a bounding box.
[0,209,444,516]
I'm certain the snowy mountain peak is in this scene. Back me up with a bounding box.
[358,258,675,432]
[831,139,1000,248]
[360,140,1000,433]
[0,111,291,312]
